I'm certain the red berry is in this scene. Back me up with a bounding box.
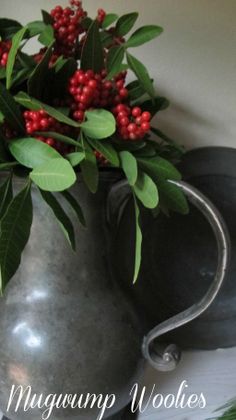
[132,107,142,118]
[141,121,150,131]
[141,111,151,122]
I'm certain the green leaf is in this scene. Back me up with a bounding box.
[133,171,159,209]
[66,152,85,167]
[150,126,185,154]
[34,131,82,147]
[139,97,169,116]
[102,14,119,29]
[157,179,189,215]
[106,46,125,79]
[137,156,181,180]
[0,68,6,80]
[80,141,98,193]
[133,195,142,283]
[52,57,77,97]
[27,43,53,99]
[25,21,47,38]
[81,20,104,73]
[6,26,28,89]
[11,67,33,88]
[126,79,146,100]
[61,190,86,227]
[0,82,25,133]
[0,18,22,40]
[17,51,36,69]
[9,137,61,168]
[38,24,55,46]
[87,138,119,166]
[100,31,113,48]
[115,13,139,37]
[0,181,32,293]
[119,151,137,186]
[30,158,76,192]
[15,92,79,128]
[126,52,155,98]
[125,25,163,48]
[41,10,54,25]
[81,109,116,140]
[40,190,75,250]
[0,174,13,219]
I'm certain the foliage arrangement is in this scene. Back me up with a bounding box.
[211,400,236,420]
[0,0,188,294]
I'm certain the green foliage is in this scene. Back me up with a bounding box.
[6,27,28,89]
[0,2,187,289]
[9,137,61,168]
[81,20,104,73]
[119,151,138,186]
[133,171,159,209]
[81,109,116,139]
[0,18,22,40]
[127,52,155,98]
[133,195,142,283]
[15,92,79,127]
[0,82,25,133]
[30,158,76,192]
[115,12,139,36]
[125,25,163,48]
[0,181,32,293]
[40,189,75,250]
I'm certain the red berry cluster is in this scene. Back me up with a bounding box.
[0,40,12,67]
[23,110,72,154]
[113,105,151,141]
[50,1,86,56]
[69,69,128,122]
[97,8,106,24]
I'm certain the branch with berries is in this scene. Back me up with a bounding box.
[0,1,188,294]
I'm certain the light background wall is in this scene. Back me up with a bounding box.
[1,0,235,149]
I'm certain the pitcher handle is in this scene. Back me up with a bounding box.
[107,179,230,372]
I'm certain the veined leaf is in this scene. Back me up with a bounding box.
[35,131,82,147]
[15,92,79,128]
[139,97,169,116]
[81,20,104,73]
[115,13,139,37]
[125,25,163,48]
[102,14,119,29]
[126,52,155,98]
[0,174,13,219]
[27,43,53,99]
[41,10,54,25]
[0,82,25,133]
[38,24,55,46]
[30,158,76,192]
[0,181,32,293]
[66,152,85,167]
[137,156,181,180]
[87,138,119,166]
[157,179,189,215]
[81,109,116,139]
[126,79,146,100]
[107,46,124,74]
[133,194,142,283]
[100,31,113,48]
[6,26,28,89]
[0,18,22,40]
[119,151,137,186]
[133,171,159,209]
[25,21,47,38]
[9,137,61,168]
[80,141,98,193]
[61,190,86,227]
[40,190,75,250]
